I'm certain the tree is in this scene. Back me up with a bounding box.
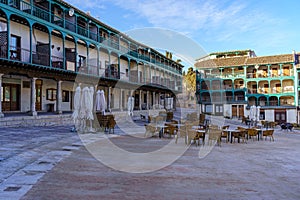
[183,67,196,94]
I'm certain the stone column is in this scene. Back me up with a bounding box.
[0,74,4,117]
[108,87,111,112]
[158,92,161,108]
[120,89,123,111]
[146,91,150,110]
[56,80,62,114]
[139,90,142,110]
[30,77,37,116]
[152,92,155,110]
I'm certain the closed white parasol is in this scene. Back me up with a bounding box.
[128,96,134,116]
[95,90,101,112]
[80,87,89,120]
[100,90,106,115]
[72,85,81,123]
[256,106,261,122]
[86,86,94,121]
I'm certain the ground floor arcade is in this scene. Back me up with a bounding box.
[0,73,177,118]
[199,103,297,123]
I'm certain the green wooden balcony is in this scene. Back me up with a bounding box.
[0,0,182,75]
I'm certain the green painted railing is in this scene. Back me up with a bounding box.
[0,0,182,81]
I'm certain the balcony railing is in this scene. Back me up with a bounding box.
[0,0,183,75]
[77,26,88,37]
[0,45,7,58]
[269,100,279,106]
[51,56,64,69]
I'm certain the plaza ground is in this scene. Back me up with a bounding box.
[0,116,300,200]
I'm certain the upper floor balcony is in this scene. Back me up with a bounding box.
[0,0,182,75]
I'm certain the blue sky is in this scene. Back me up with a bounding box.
[65,0,300,68]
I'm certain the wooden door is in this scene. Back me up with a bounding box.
[238,105,244,118]
[275,110,286,124]
[35,85,42,111]
[232,105,237,118]
[1,84,20,111]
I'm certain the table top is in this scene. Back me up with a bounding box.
[227,129,241,132]
[196,129,206,133]
[170,123,185,127]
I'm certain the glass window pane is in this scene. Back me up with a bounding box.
[4,87,10,101]
[11,87,16,101]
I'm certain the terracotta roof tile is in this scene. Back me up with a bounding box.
[246,54,293,65]
[195,54,294,69]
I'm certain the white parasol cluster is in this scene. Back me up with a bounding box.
[72,85,96,132]
[127,96,134,116]
[95,90,106,114]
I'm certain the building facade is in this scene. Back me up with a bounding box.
[0,0,183,117]
[195,50,300,124]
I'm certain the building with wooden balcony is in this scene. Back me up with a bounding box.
[195,49,300,124]
[0,0,183,117]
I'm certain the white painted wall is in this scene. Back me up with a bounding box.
[112,88,120,109]
[265,110,274,121]
[41,79,57,111]
[89,47,98,67]
[224,104,231,117]
[10,21,30,62]
[287,109,297,123]
[61,81,75,111]
[77,43,87,58]
[110,54,118,64]
[51,35,63,59]
[120,59,129,81]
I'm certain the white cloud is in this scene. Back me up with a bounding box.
[64,0,291,55]
[109,0,283,44]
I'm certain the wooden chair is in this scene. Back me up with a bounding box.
[262,129,274,141]
[187,129,200,146]
[175,125,187,144]
[164,124,176,138]
[247,128,259,141]
[199,113,206,124]
[106,115,116,134]
[241,116,247,124]
[222,125,229,130]
[231,131,241,143]
[221,130,229,143]
[208,129,222,146]
[144,124,158,137]
[220,126,229,143]
[270,122,277,128]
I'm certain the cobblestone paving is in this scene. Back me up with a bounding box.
[1,115,300,200]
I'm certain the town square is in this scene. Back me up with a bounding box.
[1,0,300,199]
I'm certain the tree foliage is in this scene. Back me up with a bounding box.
[183,67,196,93]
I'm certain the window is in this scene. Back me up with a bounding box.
[78,55,86,68]
[126,69,129,77]
[10,34,21,60]
[62,90,69,102]
[205,105,213,113]
[46,88,56,101]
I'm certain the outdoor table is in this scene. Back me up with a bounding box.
[156,124,168,138]
[227,129,242,143]
[255,128,263,141]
